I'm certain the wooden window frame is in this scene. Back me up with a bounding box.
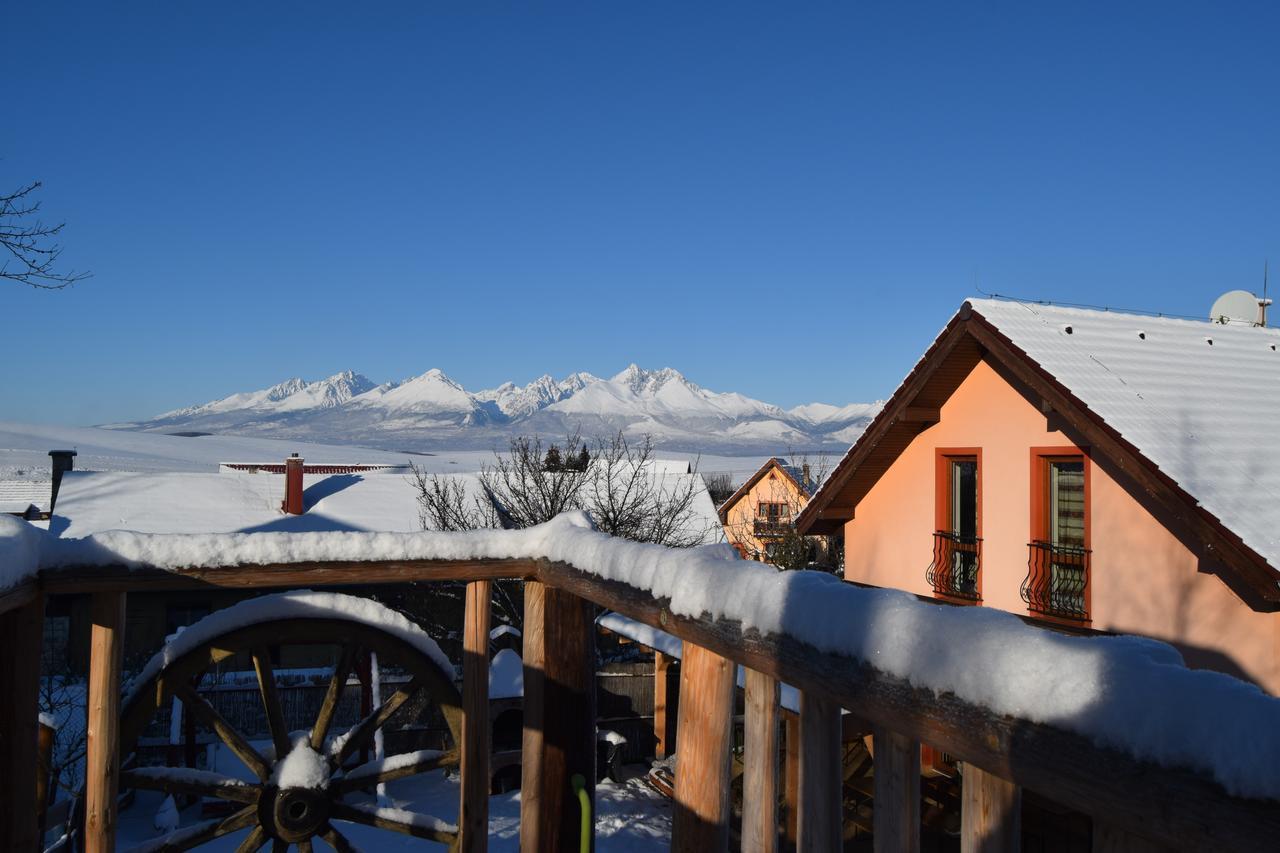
[933,448,983,603]
[1028,447,1092,625]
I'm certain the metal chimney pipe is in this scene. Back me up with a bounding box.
[283,453,305,514]
[48,449,77,513]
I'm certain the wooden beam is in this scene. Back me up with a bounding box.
[0,578,38,617]
[900,406,941,424]
[459,579,492,853]
[742,669,780,853]
[1092,822,1171,852]
[873,728,920,853]
[672,642,736,853]
[654,651,676,759]
[39,556,540,594]
[532,558,1280,851]
[797,690,841,853]
[521,582,596,853]
[961,764,1020,853]
[784,713,799,847]
[0,591,44,853]
[85,591,126,853]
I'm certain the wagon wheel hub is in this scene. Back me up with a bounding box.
[267,785,331,843]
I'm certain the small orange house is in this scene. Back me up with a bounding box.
[719,458,816,561]
[798,298,1280,694]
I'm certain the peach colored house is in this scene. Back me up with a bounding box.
[798,298,1280,694]
[718,458,816,560]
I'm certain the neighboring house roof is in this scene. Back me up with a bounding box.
[717,457,815,525]
[0,481,51,516]
[798,297,1280,602]
[51,465,724,545]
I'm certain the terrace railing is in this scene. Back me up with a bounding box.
[0,523,1276,853]
[925,530,982,601]
[1022,540,1090,621]
[752,518,791,538]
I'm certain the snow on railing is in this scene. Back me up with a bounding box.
[7,511,1280,801]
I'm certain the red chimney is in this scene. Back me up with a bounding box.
[283,453,305,514]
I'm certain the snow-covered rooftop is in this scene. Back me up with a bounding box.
[968,298,1280,570]
[0,481,51,515]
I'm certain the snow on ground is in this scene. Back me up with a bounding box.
[0,420,769,483]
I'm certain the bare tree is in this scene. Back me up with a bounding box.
[478,432,592,527]
[2,181,90,289]
[408,462,501,531]
[586,432,710,548]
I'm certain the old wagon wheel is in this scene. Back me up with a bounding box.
[112,591,465,852]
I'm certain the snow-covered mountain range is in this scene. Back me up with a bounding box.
[110,366,882,453]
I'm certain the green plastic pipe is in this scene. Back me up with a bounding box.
[572,773,591,853]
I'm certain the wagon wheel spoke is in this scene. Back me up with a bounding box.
[329,676,424,770]
[319,823,356,852]
[128,804,258,852]
[297,841,313,853]
[330,801,458,844]
[233,824,268,853]
[176,684,271,781]
[121,767,260,804]
[311,645,358,752]
[269,837,288,853]
[331,748,460,795]
[251,646,291,758]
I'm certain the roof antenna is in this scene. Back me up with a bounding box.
[1261,260,1272,327]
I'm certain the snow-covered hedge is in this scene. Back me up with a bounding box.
[5,512,1280,800]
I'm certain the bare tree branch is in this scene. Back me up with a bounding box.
[1,180,91,289]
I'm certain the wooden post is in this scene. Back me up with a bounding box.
[1092,823,1171,853]
[873,728,921,853]
[0,591,44,853]
[672,642,735,853]
[961,764,1021,853]
[85,591,126,853]
[653,651,676,759]
[743,669,780,853]
[797,690,841,853]
[460,579,492,853]
[784,712,799,848]
[521,581,596,853]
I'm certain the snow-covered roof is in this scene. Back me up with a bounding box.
[0,481,51,515]
[968,298,1280,571]
[49,466,723,544]
[51,470,451,537]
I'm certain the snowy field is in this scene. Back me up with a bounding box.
[0,421,769,483]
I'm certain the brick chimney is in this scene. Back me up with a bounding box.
[48,449,77,513]
[282,453,305,514]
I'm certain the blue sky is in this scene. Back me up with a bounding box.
[4,2,1278,425]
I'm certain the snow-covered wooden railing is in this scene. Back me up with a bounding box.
[3,512,1280,851]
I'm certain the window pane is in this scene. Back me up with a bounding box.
[1049,460,1085,548]
[949,459,978,539]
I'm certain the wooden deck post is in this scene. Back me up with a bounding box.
[521,581,596,853]
[653,651,676,759]
[961,764,1021,853]
[85,591,126,853]
[797,690,841,853]
[0,591,45,853]
[873,728,921,853]
[459,579,492,853]
[672,642,736,853]
[743,669,781,853]
[784,712,799,847]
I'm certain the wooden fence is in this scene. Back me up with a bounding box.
[0,552,1277,852]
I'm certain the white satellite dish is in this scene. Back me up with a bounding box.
[1209,290,1260,325]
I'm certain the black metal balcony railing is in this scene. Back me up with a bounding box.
[925,531,982,601]
[753,518,792,537]
[1022,540,1090,621]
